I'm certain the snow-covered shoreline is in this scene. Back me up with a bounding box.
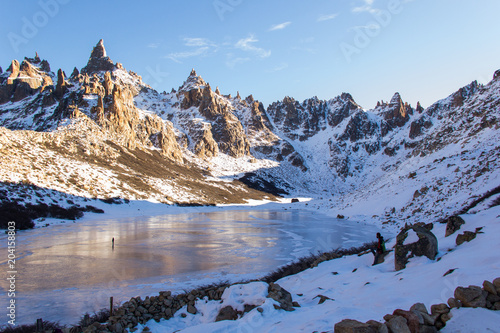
[9,197,499,331]
[128,204,500,332]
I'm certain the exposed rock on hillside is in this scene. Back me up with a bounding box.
[0,39,499,222]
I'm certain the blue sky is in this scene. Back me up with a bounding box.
[1,0,499,109]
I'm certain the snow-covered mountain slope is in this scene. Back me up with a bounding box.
[0,39,499,228]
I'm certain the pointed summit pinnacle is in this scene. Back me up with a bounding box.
[190,68,197,77]
[81,39,115,74]
[91,39,107,59]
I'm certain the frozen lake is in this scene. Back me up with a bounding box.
[0,208,379,325]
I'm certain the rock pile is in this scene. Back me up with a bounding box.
[334,277,500,333]
[80,282,296,333]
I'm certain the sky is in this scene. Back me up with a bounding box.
[1,0,499,109]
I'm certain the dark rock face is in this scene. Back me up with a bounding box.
[395,225,438,271]
[409,117,433,139]
[267,96,327,141]
[450,81,479,108]
[267,93,362,142]
[81,39,116,74]
[340,111,379,143]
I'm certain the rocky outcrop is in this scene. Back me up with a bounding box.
[267,282,295,311]
[186,120,219,158]
[176,70,250,157]
[409,116,433,139]
[395,224,438,271]
[376,93,413,136]
[444,215,466,237]
[450,81,479,108]
[0,57,54,104]
[81,39,116,74]
[340,111,379,143]
[455,227,483,246]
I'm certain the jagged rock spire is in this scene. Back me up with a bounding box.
[81,39,115,74]
[389,92,402,105]
[91,39,107,58]
[416,101,424,113]
[55,69,68,98]
[178,68,207,92]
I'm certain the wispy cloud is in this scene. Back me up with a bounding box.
[165,35,271,67]
[235,35,271,58]
[184,38,216,48]
[352,0,380,14]
[226,53,250,69]
[166,47,210,63]
[348,23,380,31]
[165,38,217,63]
[269,21,292,31]
[317,13,338,22]
[148,42,160,49]
[268,63,288,72]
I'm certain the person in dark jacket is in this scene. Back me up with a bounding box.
[371,233,386,265]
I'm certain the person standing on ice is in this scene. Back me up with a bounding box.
[371,233,386,265]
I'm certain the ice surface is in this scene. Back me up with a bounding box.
[0,206,379,325]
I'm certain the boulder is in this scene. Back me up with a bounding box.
[366,320,388,333]
[483,280,497,296]
[267,283,294,311]
[420,326,438,333]
[393,309,420,332]
[454,286,487,308]
[430,303,450,316]
[394,225,438,271]
[444,215,465,237]
[187,303,197,314]
[455,231,476,246]
[410,302,435,325]
[447,297,462,309]
[493,277,500,294]
[215,306,239,322]
[334,319,377,333]
[386,316,411,333]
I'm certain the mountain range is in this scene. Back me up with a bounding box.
[1,39,499,227]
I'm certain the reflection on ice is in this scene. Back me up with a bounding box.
[0,209,379,325]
